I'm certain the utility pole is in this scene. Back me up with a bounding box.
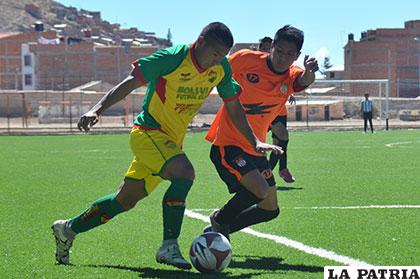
[414,36,420,96]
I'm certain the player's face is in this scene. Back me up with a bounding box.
[196,39,230,69]
[270,39,300,70]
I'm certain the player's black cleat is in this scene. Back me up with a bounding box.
[203,224,213,233]
[209,210,230,241]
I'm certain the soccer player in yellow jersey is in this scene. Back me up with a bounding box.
[51,22,281,270]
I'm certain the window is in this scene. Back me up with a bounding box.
[24,55,32,66]
[309,107,319,115]
[24,74,32,86]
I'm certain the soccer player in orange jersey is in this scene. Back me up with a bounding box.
[258,37,298,183]
[268,95,298,182]
[205,25,318,239]
[258,36,272,52]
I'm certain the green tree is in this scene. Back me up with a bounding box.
[319,56,333,76]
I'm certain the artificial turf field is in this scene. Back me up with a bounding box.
[1,129,419,278]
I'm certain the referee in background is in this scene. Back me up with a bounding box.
[361,93,374,133]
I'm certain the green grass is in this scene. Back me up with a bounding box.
[1,130,419,278]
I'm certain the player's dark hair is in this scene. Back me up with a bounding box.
[258,36,272,49]
[273,25,304,51]
[200,22,234,48]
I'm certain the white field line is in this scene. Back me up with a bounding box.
[291,205,420,209]
[185,209,373,266]
[385,140,420,147]
[188,205,420,212]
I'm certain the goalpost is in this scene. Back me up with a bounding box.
[308,79,390,130]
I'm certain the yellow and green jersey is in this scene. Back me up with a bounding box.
[132,44,240,146]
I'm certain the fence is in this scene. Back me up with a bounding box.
[1,79,420,134]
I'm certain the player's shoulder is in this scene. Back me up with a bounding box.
[162,44,189,56]
[289,64,304,73]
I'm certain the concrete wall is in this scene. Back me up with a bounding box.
[2,91,420,121]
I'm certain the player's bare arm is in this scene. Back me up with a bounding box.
[296,55,318,88]
[224,99,283,155]
[78,67,144,132]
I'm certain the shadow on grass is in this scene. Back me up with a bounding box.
[229,255,323,273]
[83,264,264,278]
[277,186,304,191]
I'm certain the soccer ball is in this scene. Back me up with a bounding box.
[189,232,232,273]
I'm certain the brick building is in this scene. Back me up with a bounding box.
[0,31,57,90]
[0,30,157,91]
[230,42,258,54]
[345,20,420,97]
[22,41,157,90]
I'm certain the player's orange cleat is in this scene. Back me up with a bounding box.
[280,168,295,183]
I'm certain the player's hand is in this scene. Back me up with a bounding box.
[288,94,296,105]
[77,111,99,132]
[255,140,283,155]
[303,55,319,73]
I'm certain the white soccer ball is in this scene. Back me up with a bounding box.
[189,232,232,273]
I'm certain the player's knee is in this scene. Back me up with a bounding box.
[258,207,280,222]
[264,207,280,222]
[254,185,269,200]
[117,196,139,210]
[177,164,196,180]
[275,130,288,141]
[272,124,288,140]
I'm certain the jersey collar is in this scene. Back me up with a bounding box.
[190,43,206,73]
[266,55,289,75]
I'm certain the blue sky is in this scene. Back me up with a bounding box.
[60,0,419,67]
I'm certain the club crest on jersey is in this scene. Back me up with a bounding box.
[207,70,217,83]
[279,83,288,94]
[180,72,191,81]
[246,73,259,83]
[233,156,247,168]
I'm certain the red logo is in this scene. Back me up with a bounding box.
[246,73,259,83]
[261,169,273,179]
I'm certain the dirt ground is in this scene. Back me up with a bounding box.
[1,114,420,135]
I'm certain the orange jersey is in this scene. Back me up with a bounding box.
[206,49,304,156]
[278,105,288,116]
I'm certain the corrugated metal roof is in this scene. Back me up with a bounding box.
[294,100,341,105]
[0,32,20,40]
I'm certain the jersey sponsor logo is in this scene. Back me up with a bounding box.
[280,83,288,94]
[177,86,209,94]
[261,169,273,179]
[174,103,201,115]
[233,156,247,168]
[176,86,210,100]
[246,73,260,83]
[180,72,192,81]
[243,103,277,115]
[207,69,217,83]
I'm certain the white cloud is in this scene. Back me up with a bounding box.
[294,48,329,78]
[315,47,330,62]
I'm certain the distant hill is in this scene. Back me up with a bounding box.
[0,0,171,47]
